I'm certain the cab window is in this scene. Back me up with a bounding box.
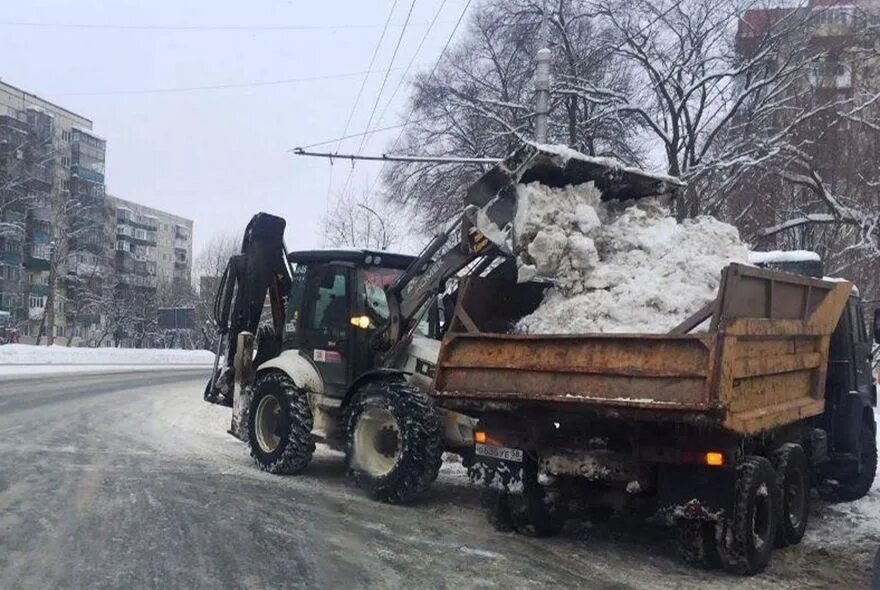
[311,269,348,333]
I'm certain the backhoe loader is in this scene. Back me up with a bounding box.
[203,143,682,503]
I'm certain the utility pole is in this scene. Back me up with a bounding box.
[534,0,552,143]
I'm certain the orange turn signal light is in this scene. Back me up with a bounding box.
[474,431,487,444]
[705,452,724,466]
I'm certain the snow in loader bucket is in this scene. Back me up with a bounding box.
[465,143,685,253]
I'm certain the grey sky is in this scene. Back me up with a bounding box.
[2,0,470,259]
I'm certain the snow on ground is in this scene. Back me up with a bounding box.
[512,182,750,334]
[805,408,880,550]
[0,344,213,377]
[0,344,213,365]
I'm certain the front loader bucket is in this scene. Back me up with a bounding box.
[465,143,684,251]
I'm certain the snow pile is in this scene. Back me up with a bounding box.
[0,344,213,366]
[512,181,750,334]
[748,249,820,264]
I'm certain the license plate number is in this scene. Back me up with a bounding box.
[475,443,523,463]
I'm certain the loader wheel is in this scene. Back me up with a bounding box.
[504,459,565,538]
[834,414,877,502]
[718,456,780,576]
[772,444,809,548]
[676,520,722,570]
[247,371,314,474]
[346,379,443,504]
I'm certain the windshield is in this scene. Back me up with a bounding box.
[359,267,432,337]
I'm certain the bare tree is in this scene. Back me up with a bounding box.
[193,231,241,349]
[383,0,644,228]
[320,188,402,250]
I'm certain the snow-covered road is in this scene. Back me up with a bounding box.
[0,370,876,588]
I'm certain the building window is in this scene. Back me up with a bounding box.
[31,244,50,260]
[0,264,20,281]
[116,240,127,252]
[29,295,46,309]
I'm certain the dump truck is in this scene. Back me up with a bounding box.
[203,143,681,504]
[431,260,878,575]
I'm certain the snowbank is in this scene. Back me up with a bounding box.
[0,344,213,366]
[513,182,749,334]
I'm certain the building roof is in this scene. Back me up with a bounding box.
[105,194,193,226]
[0,79,92,126]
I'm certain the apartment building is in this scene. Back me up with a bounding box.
[0,79,193,345]
[0,79,106,340]
[107,195,193,292]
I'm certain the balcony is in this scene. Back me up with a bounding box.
[29,284,48,297]
[70,262,105,277]
[28,165,53,188]
[118,273,157,289]
[0,252,23,266]
[24,258,50,271]
[3,209,26,225]
[70,165,105,184]
[29,204,52,222]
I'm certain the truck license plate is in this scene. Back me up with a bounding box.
[475,443,523,463]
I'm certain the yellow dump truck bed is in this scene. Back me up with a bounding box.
[432,264,853,435]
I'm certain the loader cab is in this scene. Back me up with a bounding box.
[283,249,429,398]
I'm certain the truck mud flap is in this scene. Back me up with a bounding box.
[657,464,734,520]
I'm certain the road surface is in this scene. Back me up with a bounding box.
[0,371,876,589]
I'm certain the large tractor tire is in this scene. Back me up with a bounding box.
[247,371,315,474]
[676,520,722,569]
[345,379,443,504]
[482,459,565,538]
[718,456,780,576]
[834,413,877,502]
[772,443,809,548]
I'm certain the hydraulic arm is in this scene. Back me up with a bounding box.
[205,212,291,406]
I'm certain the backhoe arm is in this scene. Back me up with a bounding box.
[205,212,291,406]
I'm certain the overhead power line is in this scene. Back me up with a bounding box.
[341,0,419,197]
[333,0,401,155]
[385,0,473,155]
[293,149,499,164]
[55,64,421,96]
[323,0,402,245]
[366,0,474,195]
[0,20,448,32]
[374,0,448,133]
[292,116,439,151]
[353,0,418,156]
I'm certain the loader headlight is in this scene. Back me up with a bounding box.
[350,315,372,329]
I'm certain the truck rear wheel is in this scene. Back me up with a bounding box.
[501,460,565,538]
[718,456,779,576]
[676,520,722,569]
[835,414,877,502]
[345,379,443,504]
[772,443,809,548]
[481,488,515,532]
[248,371,315,474]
